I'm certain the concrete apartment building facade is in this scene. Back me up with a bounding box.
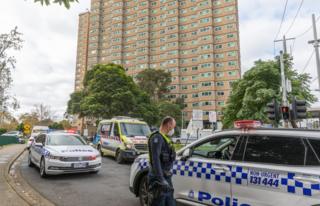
[74,0,241,123]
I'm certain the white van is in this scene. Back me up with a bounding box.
[27,125,49,148]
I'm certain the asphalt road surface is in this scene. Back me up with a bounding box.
[20,154,140,206]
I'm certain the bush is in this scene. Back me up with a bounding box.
[0,128,7,135]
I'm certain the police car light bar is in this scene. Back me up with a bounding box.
[234,120,262,129]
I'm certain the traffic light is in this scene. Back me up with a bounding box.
[281,106,290,120]
[266,99,280,121]
[292,98,307,120]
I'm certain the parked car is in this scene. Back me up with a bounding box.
[28,132,101,177]
[130,120,320,206]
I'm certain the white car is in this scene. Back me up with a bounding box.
[129,120,320,206]
[28,132,101,177]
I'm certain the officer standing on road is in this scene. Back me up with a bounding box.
[148,116,176,206]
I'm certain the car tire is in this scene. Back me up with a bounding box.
[90,170,99,174]
[98,145,104,157]
[115,149,124,164]
[139,175,148,206]
[27,152,34,167]
[40,157,47,178]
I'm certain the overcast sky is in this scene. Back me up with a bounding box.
[1,0,320,120]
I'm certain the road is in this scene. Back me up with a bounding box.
[20,154,140,206]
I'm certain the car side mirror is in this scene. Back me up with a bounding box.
[35,142,43,147]
[181,148,191,161]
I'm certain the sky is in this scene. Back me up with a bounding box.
[0,0,320,120]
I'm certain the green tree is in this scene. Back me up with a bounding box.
[158,101,182,128]
[0,128,7,135]
[49,122,64,130]
[222,58,317,128]
[67,91,84,116]
[34,0,78,9]
[80,64,140,118]
[136,68,171,101]
[59,119,72,129]
[16,123,24,132]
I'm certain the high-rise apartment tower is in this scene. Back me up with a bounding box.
[75,0,241,122]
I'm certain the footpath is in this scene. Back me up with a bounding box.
[0,144,28,206]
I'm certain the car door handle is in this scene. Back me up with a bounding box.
[212,166,230,171]
[293,176,320,184]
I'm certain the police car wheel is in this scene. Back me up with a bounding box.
[28,152,34,167]
[40,157,47,178]
[139,175,148,206]
[115,150,124,164]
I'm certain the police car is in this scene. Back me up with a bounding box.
[129,120,320,206]
[28,132,101,177]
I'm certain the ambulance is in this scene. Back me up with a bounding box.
[129,120,320,206]
[95,116,151,164]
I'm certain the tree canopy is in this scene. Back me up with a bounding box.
[136,68,171,101]
[67,64,184,127]
[222,58,317,128]
[0,27,23,118]
[34,0,78,9]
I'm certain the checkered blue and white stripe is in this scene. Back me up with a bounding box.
[136,158,320,197]
[138,158,149,170]
[281,172,320,196]
[171,160,248,185]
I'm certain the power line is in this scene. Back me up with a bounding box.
[301,50,315,73]
[285,0,305,35]
[275,0,290,40]
[294,16,320,38]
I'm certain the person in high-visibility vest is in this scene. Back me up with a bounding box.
[148,116,176,206]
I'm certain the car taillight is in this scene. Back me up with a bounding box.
[234,120,261,129]
[88,155,97,160]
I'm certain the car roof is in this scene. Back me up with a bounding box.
[99,118,147,124]
[47,133,80,137]
[218,128,320,138]
[181,128,320,151]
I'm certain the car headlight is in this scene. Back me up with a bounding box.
[125,142,134,149]
[48,155,61,160]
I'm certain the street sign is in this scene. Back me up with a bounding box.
[192,109,203,121]
[209,111,217,122]
[24,123,31,135]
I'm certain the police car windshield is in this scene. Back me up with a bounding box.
[120,123,151,137]
[47,135,86,146]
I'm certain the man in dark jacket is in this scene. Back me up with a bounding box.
[148,116,176,206]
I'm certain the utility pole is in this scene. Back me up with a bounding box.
[280,51,289,128]
[280,51,288,106]
[274,35,295,55]
[308,14,320,89]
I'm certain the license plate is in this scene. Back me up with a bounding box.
[73,162,87,168]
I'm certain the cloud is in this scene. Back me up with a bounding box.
[239,0,320,105]
[0,0,90,119]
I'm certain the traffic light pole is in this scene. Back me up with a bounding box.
[280,51,289,128]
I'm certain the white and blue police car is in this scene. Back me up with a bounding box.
[129,120,320,206]
[28,132,101,177]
